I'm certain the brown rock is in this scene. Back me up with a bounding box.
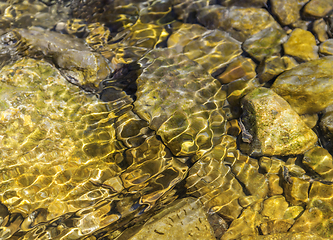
[216,56,256,84]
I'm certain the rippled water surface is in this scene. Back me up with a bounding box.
[0,0,333,239]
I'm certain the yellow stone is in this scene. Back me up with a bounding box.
[303,146,333,180]
[283,206,304,219]
[261,195,289,220]
[283,177,310,205]
[260,219,294,235]
[283,28,319,61]
[267,174,283,196]
[244,232,330,240]
[289,207,325,235]
[259,157,285,174]
[304,0,333,18]
[242,88,318,156]
[221,202,263,240]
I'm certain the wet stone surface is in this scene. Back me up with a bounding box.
[241,87,317,156]
[271,56,333,115]
[0,0,333,239]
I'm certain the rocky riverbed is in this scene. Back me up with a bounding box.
[0,0,333,239]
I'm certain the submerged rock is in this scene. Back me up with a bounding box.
[261,195,289,220]
[303,146,333,181]
[313,19,329,42]
[303,0,333,18]
[283,28,319,61]
[257,56,287,83]
[0,58,124,238]
[135,49,226,156]
[320,109,333,147]
[246,232,329,240]
[122,198,216,240]
[186,138,245,220]
[103,20,169,68]
[291,180,333,238]
[241,87,317,156]
[216,56,256,84]
[219,0,267,7]
[0,28,112,89]
[270,0,300,25]
[70,0,142,32]
[227,7,282,42]
[197,6,281,42]
[242,27,287,62]
[271,56,333,115]
[168,24,242,75]
[319,39,333,55]
[0,56,191,239]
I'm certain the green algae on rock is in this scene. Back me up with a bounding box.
[242,27,287,62]
[271,56,333,115]
[241,87,317,156]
